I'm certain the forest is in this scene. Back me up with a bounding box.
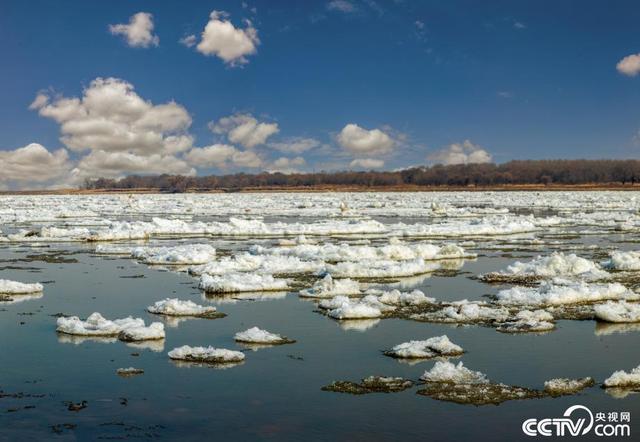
[82,160,640,192]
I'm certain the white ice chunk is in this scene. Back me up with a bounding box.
[602,251,640,271]
[386,335,463,359]
[56,312,145,336]
[132,244,216,265]
[486,252,609,281]
[604,365,640,388]
[0,279,43,294]
[420,361,489,384]
[299,274,361,298]
[118,322,165,341]
[496,281,638,306]
[234,326,293,344]
[594,301,640,323]
[199,273,290,293]
[147,298,219,317]
[167,345,245,363]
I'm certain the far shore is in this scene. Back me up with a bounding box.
[3,183,640,195]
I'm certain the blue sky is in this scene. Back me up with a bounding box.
[1,0,640,188]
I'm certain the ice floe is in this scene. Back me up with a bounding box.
[420,361,488,384]
[167,345,245,364]
[147,298,224,318]
[594,301,640,323]
[481,252,610,283]
[602,251,640,271]
[118,322,165,341]
[322,376,414,394]
[603,364,640,388]
[199,273,290,293]
[496,310,555,333]
[0,279,43,294]
[543,377,595,396]
[234,327,295,345]
[56,313,145,336]
[495,281,639,306]
[132,244,216,265]
[298,274,361,298]
[325,258,440,278]
[384,336,463,359]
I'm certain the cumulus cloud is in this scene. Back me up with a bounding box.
[350,158,384,169]
[210,113,279,148]
[73,151,195,181]
[185,144,262,169]
[267,137,320,154]
[0,143,72,186]
[617,53,640,77]
[180,34,197,48]
[337,123,395,155]
[109,12,159,48]
[191,10,259,66]
[428,140,493,165]
[31,77,192,155]
[269,156,306,173]
[327,0,356,13]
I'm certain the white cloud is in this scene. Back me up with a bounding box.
[428,140,493,165]
[0,143,72,186]
[327,0,356,13]
[185,144,262,169]
[337,123,395,155]
[269,156,306,173]
[109,12,159,48]
[617,53,640,77]
[268,137,320,154]
[513,21,526,29]
[180,34,197,48]
[31,77,192,155]
[74,150,195,181]
[192,10,259,66]
[210,113,279,148]
[350,158,384,169]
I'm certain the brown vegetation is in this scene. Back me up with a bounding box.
[78,160,640,193]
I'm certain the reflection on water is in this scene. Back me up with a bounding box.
[337,318,381,332]
[57,334,117,345]
[594,321,640,336]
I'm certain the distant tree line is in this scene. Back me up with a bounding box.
[82,160,640,192]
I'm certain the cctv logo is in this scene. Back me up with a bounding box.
[522,405,631,437]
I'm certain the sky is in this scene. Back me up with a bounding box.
[1,0,640,189]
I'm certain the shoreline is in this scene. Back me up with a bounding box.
[2,183,640,195]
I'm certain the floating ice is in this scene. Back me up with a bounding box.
[384,336,463,359]
[299,275,361,298]
[543,377,595,396]
[234,327,295,345]
[147,298,222,318]
[420,361,489,384]
[594,301,640,323]
[482,252,610,283]
[496,310,555,333]
[319,296,385,319]
[602,251,640,271]
[116,367,144,377]
[603,364,640,388]
[118,322,165,341]
[326,258,440,278]
[322,376,413,394]
[132,244,216,265]
[0,279,43,294]
[56,313,145,336]
[371,288,435,306]
[190,253,322,276]
[167,345,246,363]
[199,273,290,293]
[416,300,509,323]
[495,281,639,306]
